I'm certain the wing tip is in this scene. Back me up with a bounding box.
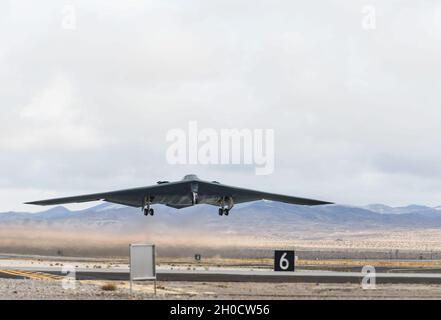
[24,201,46,206]
[308,198,334,205]
[315,201,334,206]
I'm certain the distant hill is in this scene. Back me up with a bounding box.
[2,201,441,232]
[2,202,441,257]
[363,204,438,215]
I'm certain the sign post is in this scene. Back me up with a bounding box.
[274,250,295,272]
[129,244,156,294]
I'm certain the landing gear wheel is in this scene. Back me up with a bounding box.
[224,209,229,216]
[218,208,223,216]
[144,208,154,216]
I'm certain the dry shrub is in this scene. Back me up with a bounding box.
[101,283,117,291]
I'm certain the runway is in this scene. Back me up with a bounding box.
[2,267,441,284]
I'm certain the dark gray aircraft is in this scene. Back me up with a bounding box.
[26,174,332,216]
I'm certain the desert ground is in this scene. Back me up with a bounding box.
[1,254,441,299]
[3,278,441,300]
[3,227,441,259]
[2,227,441,299]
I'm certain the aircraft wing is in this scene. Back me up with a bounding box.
[25,178,331,208]
[24,181,187,207]
[198,181,332,206]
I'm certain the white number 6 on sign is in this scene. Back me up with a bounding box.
[280,252,289,270]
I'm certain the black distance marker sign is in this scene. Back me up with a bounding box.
[274,250,295,272]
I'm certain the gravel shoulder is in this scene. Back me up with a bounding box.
[2,279,441,299]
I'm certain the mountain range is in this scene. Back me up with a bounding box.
[2,201,441,232]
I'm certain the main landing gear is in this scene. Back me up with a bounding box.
[218,208,230,216]
[144,208,154,216]
[218,197,233,216]
[142,197,154,216]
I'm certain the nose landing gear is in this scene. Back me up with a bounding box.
[192,192,199,205]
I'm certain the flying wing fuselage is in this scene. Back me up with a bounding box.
[26,174,332,216]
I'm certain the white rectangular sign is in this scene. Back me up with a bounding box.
[130,244,156,281]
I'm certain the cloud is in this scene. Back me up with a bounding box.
[5,74,102,150]
[1,1,441,212]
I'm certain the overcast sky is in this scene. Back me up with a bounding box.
[1,0,441,212]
